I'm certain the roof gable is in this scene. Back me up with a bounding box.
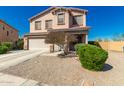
[29,6,88,22]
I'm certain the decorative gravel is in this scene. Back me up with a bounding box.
[0,55,89,85]
[1,51,124,86]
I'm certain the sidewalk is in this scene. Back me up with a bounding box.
[0,50,49,86]
[0,73,38,86]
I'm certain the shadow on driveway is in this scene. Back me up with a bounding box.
[103,63,113,72]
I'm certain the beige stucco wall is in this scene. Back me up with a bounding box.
[30,11,70,33]
[99,42,109,51]
[99,41,124,52]
[0,21,18,43]
[27,8,88,50]
[30,10,86,33]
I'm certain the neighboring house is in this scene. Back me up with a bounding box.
[24,7,90,50]
[0,20,18,44]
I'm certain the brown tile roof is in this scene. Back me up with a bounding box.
[29,6,88,22]
[0,19,18,32]
[24,32,48,37]
[24,26,90,37]
[48,26,90,32]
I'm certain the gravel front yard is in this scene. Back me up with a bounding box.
[0,54,90,85]
[1,51,124,86]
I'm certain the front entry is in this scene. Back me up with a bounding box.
[69,34,83,51]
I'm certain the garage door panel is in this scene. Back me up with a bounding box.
[29,39,49,50]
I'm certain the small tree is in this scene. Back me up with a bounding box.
[16,38,24,50]
[64,34,77,54]
[45,32,65,52]
[45,31,77,54]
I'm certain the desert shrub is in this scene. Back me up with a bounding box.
[1,42,13,50]
[0,45,8,54]
[75,44,108,71]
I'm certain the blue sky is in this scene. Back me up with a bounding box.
[0,6,124,40]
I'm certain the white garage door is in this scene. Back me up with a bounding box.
[29,39,49,50]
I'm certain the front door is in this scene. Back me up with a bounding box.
[69,34,82,51]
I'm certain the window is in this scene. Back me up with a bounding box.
[45,20,52,29]
[73,15,83,25]
[7,31,9,36]
[58,13,65,25]
[35,21,41,30]
[3,26,5,30]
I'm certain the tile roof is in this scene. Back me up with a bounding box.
[29,6,88,21]
[0,19,18,31]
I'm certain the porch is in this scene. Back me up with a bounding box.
[48,27,89,51]
[68,34,88,51]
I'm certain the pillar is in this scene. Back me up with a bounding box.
[82,34,88,44]
[85,34,88,44]
[64,34,68,54]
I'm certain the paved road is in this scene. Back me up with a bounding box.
[0,50,47,71]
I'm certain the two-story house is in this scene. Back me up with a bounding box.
[24,7,90,51]
[0,20,18,44]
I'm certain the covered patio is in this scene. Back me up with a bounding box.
[48,27,89,51]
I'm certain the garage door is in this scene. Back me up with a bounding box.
[29,39,49,50]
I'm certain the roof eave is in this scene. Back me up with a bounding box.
[29,6,88,22]
[28,6,56,22]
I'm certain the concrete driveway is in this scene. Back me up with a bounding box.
[0,50,47,85]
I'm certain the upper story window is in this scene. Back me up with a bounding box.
[57,13,65,25]
[3,26,5,30]
[35,21,41,30]
[45,20,52,29]
[73,15,83,26]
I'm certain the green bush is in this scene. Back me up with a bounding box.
[0,45,8,54]
[1,42,13,50]
[75,44,108,71]
[74,43,83,55]
[16,39,24,50]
